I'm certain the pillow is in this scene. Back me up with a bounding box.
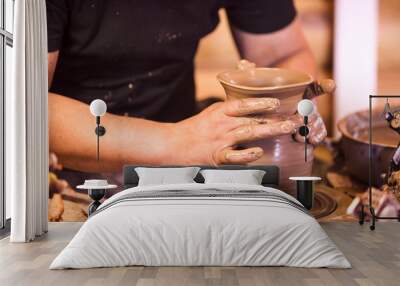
[135,167,200,186]
[200,169,266,185]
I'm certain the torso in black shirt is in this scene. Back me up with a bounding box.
[47,0,295,122]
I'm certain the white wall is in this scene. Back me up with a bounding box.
[333,0,378,134]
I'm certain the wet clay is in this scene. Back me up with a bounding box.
[339,110,399,147]
[354,124,398,147]
[217,60,315,196]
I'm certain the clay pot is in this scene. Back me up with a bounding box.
[338,110,397,187]
[217,61,314,196]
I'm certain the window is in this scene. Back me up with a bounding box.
[0,0,14,231]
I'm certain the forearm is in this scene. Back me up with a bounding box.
[274,47,317,78]
[232,18,318,78]
[49,92,175,172]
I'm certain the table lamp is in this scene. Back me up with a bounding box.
[289,177,321,210]
[77,180,117,215]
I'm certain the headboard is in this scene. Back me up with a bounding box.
[123,165,280,189]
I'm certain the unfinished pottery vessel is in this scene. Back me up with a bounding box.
[217,60,316,196]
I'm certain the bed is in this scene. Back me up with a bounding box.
[50,165,350,269]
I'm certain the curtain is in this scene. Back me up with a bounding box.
[8,0,48,242]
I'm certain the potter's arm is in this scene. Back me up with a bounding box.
[49,92,178,172]
[48,52,303,172]
[48,52,178,172]
[49,92,303,172]
[231,17,317,77]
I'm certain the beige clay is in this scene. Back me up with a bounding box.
[217,60,334,195]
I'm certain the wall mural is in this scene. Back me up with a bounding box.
[47,1,400,222]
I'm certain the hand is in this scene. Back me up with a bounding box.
[171,98,303,165]
[293,109,327,146]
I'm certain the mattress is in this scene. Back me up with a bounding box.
[50,183,350,269]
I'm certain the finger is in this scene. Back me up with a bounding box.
[216,147,264,164]
[293,132,305,143]
[308,130,327,146]
[304,80,335,99]
[293,128,325,145]
[293,116,327,146]
[224,98,280,117]
[235,115,276,127]
[230,115,303,144]
[237,114,303,128]
[293,132,322,145]
[319,79,336,94]
[308,115,326,145]
[307,112,319,123]
[308,123,327,146]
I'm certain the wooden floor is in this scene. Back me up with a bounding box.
[0,222,399,286]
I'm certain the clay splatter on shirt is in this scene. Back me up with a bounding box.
[157,32,183,44]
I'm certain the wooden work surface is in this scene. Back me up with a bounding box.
[1,222,399,286]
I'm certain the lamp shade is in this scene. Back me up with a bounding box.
[297,99,314,117]
[90,99,107,117]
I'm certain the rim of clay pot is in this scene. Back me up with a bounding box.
[217,67,314,92]
[337,110,397,149]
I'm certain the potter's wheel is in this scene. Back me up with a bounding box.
[310,190,337,218]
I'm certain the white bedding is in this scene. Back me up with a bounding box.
[50,183,350,269]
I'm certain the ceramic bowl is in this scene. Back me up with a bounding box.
[338,110,397,187]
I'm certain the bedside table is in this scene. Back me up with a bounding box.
[289,177,322,210]
[77,180,117,215]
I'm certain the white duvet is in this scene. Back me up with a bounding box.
[50,183,350,269]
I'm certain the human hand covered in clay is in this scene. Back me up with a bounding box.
[172,98,303,165]
[293,107,327,146]
[292,78,334,146]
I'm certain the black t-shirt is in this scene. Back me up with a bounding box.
[47,0,296,122]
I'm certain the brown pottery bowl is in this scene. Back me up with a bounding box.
[338,110,397,187]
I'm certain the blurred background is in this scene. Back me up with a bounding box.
[194,0,400,135]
